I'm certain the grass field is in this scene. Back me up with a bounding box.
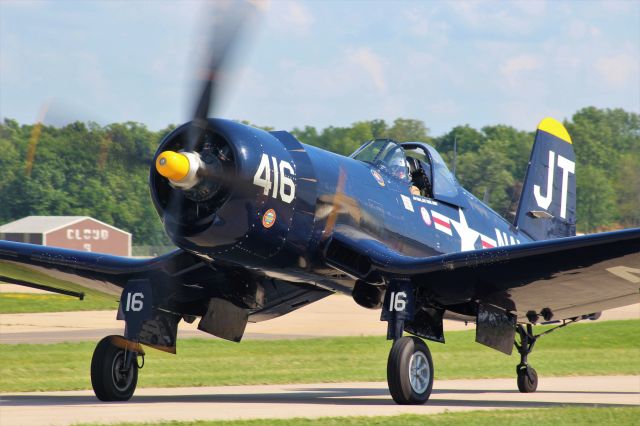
[0,261,118,313]
[75,407,640,426]
[1,319,638,392]
[0,291,117,313]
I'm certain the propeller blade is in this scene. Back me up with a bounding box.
[321,166,363,239]
[186,1,258,152]
[162,1,261,226]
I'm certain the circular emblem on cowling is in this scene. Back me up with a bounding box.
[262,208,277,228]
[420,206,432,226]
[371,169,385,187]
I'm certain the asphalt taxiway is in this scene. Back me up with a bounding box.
[1,376,638,426]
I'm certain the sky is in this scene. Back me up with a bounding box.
[1,0,639,136]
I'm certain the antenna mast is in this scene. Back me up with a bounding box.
[452,136,458,177]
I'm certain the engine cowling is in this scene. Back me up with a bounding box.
[150,119,317,270]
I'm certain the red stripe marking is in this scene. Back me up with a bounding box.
[433,217,450,229]
[481,241,494,248]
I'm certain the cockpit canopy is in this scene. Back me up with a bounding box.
[351,139,467,208]
[350,139,410,182]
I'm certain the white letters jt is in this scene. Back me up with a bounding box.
[533,150,575,219]
[556,155,575,219]
[534,151,555,211]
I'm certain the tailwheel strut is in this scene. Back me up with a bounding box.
[515,324,538,393]
[514,317,581,393]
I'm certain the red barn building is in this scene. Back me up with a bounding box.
[0,216,131,256]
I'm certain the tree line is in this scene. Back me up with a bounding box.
[0,106,637,246]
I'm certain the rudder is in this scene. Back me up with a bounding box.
[514,118,576,240]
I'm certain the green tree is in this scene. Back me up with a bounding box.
[577,166,616,232]
[382,118,430,143]
[614,153,640,227]
[456,140,515,214]
[1,107,637,244]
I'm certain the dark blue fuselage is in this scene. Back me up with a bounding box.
[151,119,532,293]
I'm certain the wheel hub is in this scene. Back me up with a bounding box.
[111,351,134,392]
[409,351,430,394]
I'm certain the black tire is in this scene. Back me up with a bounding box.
[517,366,538,393]
[387,336,434,405]
[91,335,138,401]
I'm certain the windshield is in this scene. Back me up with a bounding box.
[350,139,388,163]
[351,140,410,182]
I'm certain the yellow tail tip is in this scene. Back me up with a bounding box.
[156,151,190,181]
[537,117,572,144]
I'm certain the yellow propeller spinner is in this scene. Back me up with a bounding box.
[156,151,191,181]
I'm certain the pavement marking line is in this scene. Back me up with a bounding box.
[1,376,638,426]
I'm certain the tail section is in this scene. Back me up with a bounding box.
[514,118,576,240]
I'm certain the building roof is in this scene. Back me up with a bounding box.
[0,216,131,235]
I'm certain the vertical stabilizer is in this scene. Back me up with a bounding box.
[514,118,576,240]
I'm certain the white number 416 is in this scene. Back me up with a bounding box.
[253,154,296,204]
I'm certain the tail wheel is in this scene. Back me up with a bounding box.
[516,365,538,393]
[91,335,138,401]
[387,336,434,405]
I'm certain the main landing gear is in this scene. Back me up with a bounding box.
[91,335,143,401]
[382,279,434,405]
[387,336,434,404]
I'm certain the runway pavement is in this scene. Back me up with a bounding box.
[1,376,638,426]
[1,294,638,344]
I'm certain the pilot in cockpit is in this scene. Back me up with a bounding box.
[350,140,432,197]
[386,148,409,180]
[387,154,421,196]
[407,157,432,198]
[380,145,433,197]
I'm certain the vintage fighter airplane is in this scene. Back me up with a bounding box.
[1,2,638,405]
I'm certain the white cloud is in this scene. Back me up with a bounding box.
[349,47,387,93]
[567,20,601,40]
[281,1,313,35]
[513,0,547,17]
[595,53,639,88]
[600,0,639,14]
[402,6,450,47]
[448,1,538,35]
[499,101,565,131]
[500,54,542,85]
[404,9,430,37]
[426,99,459,116]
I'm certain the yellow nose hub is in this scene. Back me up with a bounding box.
[156,151,190,181]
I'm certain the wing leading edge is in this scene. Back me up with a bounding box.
[0,240,194,299]
[0,240,333,343]
[324,227,640,322]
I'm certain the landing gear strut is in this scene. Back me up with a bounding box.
[91,335,142,401]
[382,279,434,405]
[91,279,152,401]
